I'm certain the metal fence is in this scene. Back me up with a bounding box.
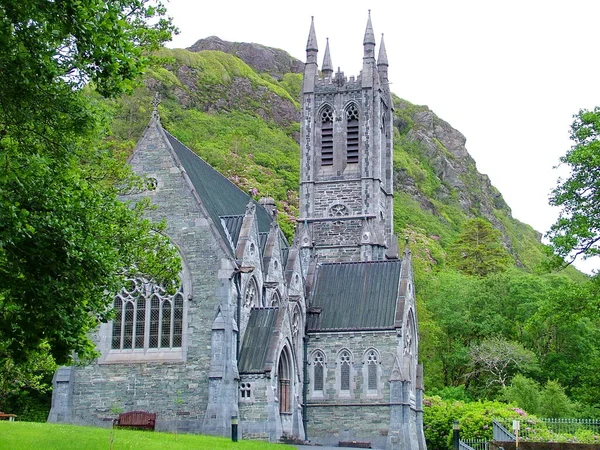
[493,418,600,443]
[461,438,489,450]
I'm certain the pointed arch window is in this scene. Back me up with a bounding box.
[320,105,334,166]
[313,351,325,392]
[244,277,258,308]
[339,350,352,392]
[346,104,360,164]
[111,278,184,352]
[366,349,379,391]
[278,348,292,413]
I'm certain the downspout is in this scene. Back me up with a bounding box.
[302,335,309,440]
[234,271,242,359]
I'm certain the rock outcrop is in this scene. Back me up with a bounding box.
[188,36,304,79]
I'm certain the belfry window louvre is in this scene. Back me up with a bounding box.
[320,106,334,166]
[346,104,359,164]
[112,278,184,351]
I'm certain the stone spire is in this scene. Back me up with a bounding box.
[363,10,376,51]
[306,16,318,55]
[303,17,319,93]
[377,33,388,67]
[322,38,333,78]
[362,11,376,87]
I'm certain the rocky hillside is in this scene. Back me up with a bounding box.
[106,38,551,273]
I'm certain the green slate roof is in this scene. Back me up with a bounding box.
[239,307,280,374]
[307,260,402,331]
[165,131,273,252]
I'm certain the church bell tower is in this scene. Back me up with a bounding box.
[297,13,396,263]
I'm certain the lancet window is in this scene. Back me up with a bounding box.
[339,350,352,392]
[278,348,292,413]
[366,349,379,391]
[312,350,325,393]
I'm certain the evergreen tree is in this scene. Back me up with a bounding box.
[448,218,512,276]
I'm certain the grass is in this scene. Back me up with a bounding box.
[0,422,292,450]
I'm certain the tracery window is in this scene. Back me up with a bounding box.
[320,105,334,166]
[339,350,351,392]
[366,349,378,391]
[346,104,359,164]
[329,204,349,217]
[244,277,258,308]
[240,382,252,399]
[313,351,325,392]
[112,278,184,351]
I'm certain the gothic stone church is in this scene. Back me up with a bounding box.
[49,15,426,450]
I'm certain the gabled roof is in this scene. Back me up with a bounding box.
[307,260,402,331]
[164,132,273,252]
[239,307,280,374]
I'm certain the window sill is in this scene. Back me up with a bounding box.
[99,349,185,364]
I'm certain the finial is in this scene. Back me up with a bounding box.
[151,92,161,119]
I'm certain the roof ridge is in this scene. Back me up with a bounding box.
[319,259,401,266]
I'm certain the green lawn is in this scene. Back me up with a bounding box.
[0,422,293,450]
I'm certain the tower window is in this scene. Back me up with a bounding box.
[320,106,334,166]
[346,104,360,164]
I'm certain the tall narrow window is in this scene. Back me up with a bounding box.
[313,351,325,392]
[339,350,351,392]
[320,106,334,166]
[278,349,291,413]
[346,104,359,164]
[366,350,378,391]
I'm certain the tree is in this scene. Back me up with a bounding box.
[539,380,573,418]
[0,1,180,365]
[547,107,600,266]
[503,374,541,415]
[448,218,512,276]
[469,336,538,389]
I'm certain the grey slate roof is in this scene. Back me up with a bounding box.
[165,131,273,252]
[239,307,279,374]
[307,260,402,331]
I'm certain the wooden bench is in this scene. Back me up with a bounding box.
[0,412,17,421]
[113,411,156,431]
[339,441,372,449]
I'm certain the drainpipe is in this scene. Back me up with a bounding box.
[302,335,309,440]
[234,271,241,359]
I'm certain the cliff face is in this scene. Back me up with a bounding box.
[111,37,545,269]
[188,36,304,79]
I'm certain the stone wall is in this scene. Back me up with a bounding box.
[305,330,399,448]
[63,121,237,434]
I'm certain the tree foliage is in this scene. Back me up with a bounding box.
[448,218,512,276]
[547,107,600,266]
[469,337,537,389]
[0,1,180,365]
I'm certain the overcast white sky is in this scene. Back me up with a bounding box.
[165,0,600,273]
